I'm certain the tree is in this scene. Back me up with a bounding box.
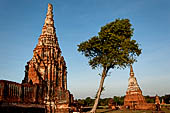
[85,97,94,106]
[77,99,86,106]
[163,94,170,104]
[113,96,124,106]
[145,95,155,103]
[77,19,142,113]
[113,96,119,106]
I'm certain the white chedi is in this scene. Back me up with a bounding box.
[126,65,141,94]
[127,76,140,92]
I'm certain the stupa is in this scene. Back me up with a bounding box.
[155,95,160,105]
[124,65,154,110]
[22,3,74,113]
[0,3,75,113]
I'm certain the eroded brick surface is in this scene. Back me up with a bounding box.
[124,65,155,110]
[0,4,74,113]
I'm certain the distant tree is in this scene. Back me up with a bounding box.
[113,96,124,106]
[85,97,94,106]
[118,96,124,105]
[113,96,119,106]
[145,96,155,103]
[163,94,170,104]
[98,98,109,106]
[77,19,142,113]
[77,99,86,106]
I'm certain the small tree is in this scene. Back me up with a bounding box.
[85,97,94,106]
[77,19,142,113]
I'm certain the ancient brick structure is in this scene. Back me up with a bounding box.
[0,4,74,113]
[161,98,165,105]
[155,95,161,111]
[124,65,154,110]
[0,80,46,113]
[0,80,45,104]
[155,95,160,104]
[22,3,74,113]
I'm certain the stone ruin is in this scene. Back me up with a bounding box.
[0,3,74,113]
[124,65,155,110]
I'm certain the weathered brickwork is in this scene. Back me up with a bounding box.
[124,65,155,110]
[0,4,74,113]
[0,80,45,104]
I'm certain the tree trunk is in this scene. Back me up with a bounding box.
[89,67,108,113]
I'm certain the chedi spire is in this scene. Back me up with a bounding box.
[127,65,140,93]
[23,3,66,91]
[45,4,54,26]
[130,64,134,77]
[124,65,155,110]
[3,3,74,113]
[42,3,55,35]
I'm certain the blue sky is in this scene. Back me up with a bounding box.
[0,0,170,99]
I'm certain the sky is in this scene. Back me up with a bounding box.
[0,0,170,99]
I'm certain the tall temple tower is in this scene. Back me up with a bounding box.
[23,3,67,90]
[22,4,73,113]
[124,65,146,109]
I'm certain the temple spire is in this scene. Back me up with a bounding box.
[45,3,54,26]
[124,65,148,110]
[130,65,134,77]
[42,3,55,35]
[22,4,73,112]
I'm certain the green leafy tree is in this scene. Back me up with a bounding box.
[145,96,155,103]
[119,96,124,105]
[162,94,170,104]
[113,96,124,106]
[113,96,119,106]
[77,19,142,113]
[98,98,109,106]
[77,99,86,106]
[85,97,94,106]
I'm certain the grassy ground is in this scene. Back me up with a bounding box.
[96,108,170,113]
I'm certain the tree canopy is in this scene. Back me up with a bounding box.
[78,19,141,71]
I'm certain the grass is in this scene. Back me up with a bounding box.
[96,108,170,113]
